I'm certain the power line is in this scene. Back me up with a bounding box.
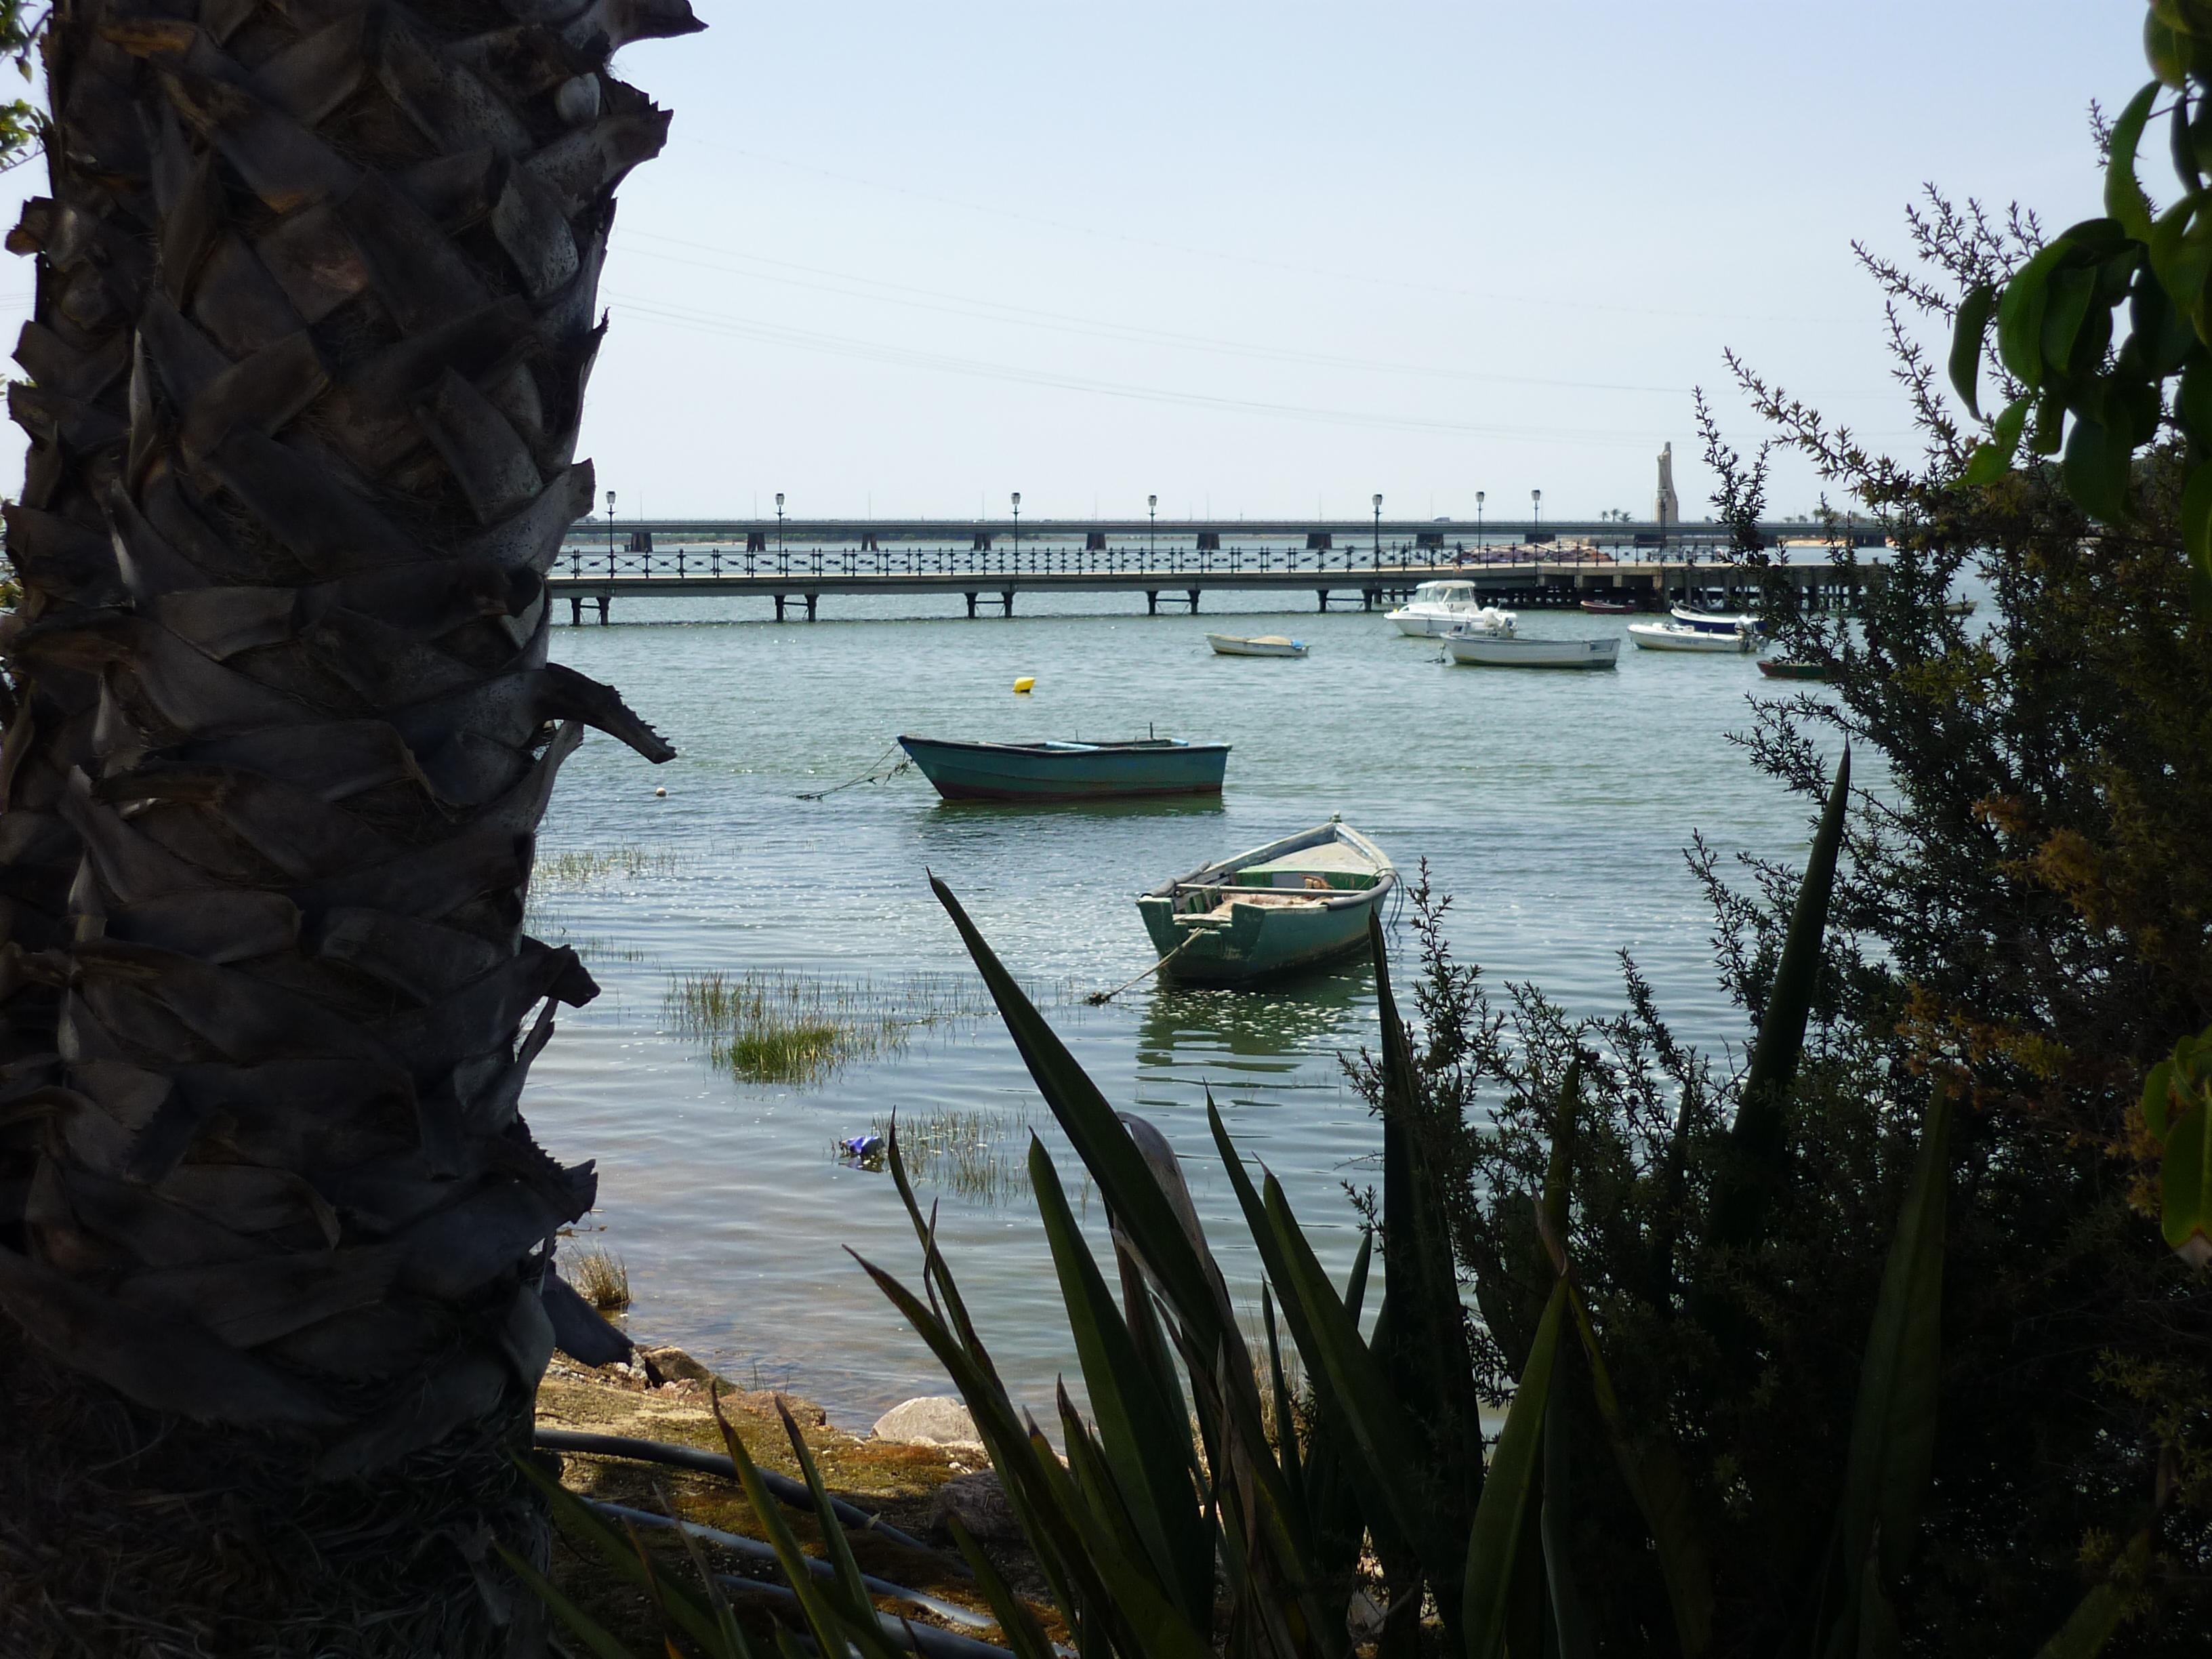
[599,289,1915,447]
[677,135,1858,327]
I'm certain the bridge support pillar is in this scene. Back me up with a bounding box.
[774,594,785,622]
[1000,590,1015,617]
[1362,588,1378,611]
[1186,588,1200,613]
[568,595,583,626]
[965,591,978,618]
[595,595,610,625]
[1145,590,1159,615]
[1316,590,1330,611]
[804,593,818,621]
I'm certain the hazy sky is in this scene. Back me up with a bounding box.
[0,3,2150,522]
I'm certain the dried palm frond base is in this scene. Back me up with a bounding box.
[0,1340,549,1659]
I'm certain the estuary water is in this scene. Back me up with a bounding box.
[527,591,1830,1425]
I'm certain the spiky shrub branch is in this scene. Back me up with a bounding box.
[0,1,694,1649]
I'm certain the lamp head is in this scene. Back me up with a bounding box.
[1372,493,1382,510]
[775,491,784,509]
[1477,491,1485,506]
[1148,493,1158,510]
[605,489,615,510]
[1011,491,1021,510]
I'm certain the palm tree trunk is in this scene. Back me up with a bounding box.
[0,3,699,1650]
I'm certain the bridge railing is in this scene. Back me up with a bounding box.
[544,541,1643,584]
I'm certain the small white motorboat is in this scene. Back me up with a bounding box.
[1387,581,1512,637]
[1208,633,1310,658]
[1629,621,1763,654]
[1671,605,1765,636]
[1446,630,1619,669]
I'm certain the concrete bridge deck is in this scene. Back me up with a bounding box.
[544,537,1876,623]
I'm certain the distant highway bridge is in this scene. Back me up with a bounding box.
[548,518,1886,623]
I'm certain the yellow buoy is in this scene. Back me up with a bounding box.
[1012,677,1035,693]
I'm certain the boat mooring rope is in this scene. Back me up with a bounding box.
[1086,934,1195,1004]
[796,743,913,800]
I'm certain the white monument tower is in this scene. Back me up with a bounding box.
[1654,441,1681,531]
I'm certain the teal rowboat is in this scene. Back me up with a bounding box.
[898,734,1230,802]
[1137,819,1396,986]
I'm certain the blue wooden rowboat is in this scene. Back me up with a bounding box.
[1136,819,1395,986]
[898,734,1231,802]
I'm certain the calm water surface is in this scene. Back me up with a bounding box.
[529,592,1830,1424]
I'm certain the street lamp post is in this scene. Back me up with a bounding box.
[1011,491,1021,567]
[1371,492,1382,568]
[1476,490,1485,552]
[1147,493,1157,567]
[605,489,616,566]
[1532,489,1542,535]
[775,491,785,556]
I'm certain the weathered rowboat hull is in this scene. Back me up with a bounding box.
[899,735,1230,801]
[1208,634,1309,657]
[1137,821,1395,986]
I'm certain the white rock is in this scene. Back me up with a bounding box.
[871,1395,982,1448]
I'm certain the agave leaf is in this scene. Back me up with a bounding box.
[1822,1082,1954,1652]
[1020,1416,1216,1659]
[946,1513,1060,1659]
[933,878,1225,1343]
[1562,1284,1715,1656]
[848,1248,1105,1625]
[1373,912,1483,1523]
[1462,1276,1568,1659]
[1710,747,1851,1250]
[511,1454,738,1659]
[710,1399,904,1659]
[771,1397,874,1618]
[1033,1139,1214,1623]
[1258,1165,1465,1614]
[1540,1386,1597,1659]
[492,1540,646,1659]
[2032,1529,2152,1659]
[655,1481,757,1659]
[1261,1285,1305,1509]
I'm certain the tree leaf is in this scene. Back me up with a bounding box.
[2062,414,2132,521]
[1963,396,2031,485]
[1996,243,2070,388]
[1462,1277,1568,1659]
[1948,282,1996,418]
[2106,83,2162,244]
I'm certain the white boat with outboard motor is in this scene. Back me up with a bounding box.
[1443,622,1618,669]
[1387,581,1513,638]
[1671,605,1765,635]
[1628,620,1763,654]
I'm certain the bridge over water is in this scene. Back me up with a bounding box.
[548,518,1884,623]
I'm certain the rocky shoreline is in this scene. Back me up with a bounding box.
[538,1341,1038,1644]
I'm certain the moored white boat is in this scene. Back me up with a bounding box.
[1387,581,1512,637]
[1628,621,1762,654]
[1208,633,1310,658]
[1444,629,1619,669]
[1671,605,1765,635]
